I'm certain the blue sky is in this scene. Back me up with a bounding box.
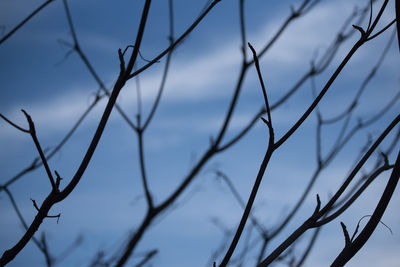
[1,0,399,266]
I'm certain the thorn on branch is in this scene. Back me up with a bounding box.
[260,117,274,135]
[54,170,63,190]
[340,222,351,247]
[260,117,269,125]
[118,48,126,73]
[31,198,61,223]
[21,109,35,134]
[31,198,40,212]
[352,24,366,38]
[312,194,321,217]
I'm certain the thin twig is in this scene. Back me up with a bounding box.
[248,43,272,125]
[21,110,56,190]
[0,0,153,264]
[332,150,400,266]
[0,0,55,45]
[1,94,102,191]
[128,0,222,80]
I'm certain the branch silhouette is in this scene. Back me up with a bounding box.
[1,0,398,266]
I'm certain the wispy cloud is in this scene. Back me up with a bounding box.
[2,0,396,143]
[0,89,105,139]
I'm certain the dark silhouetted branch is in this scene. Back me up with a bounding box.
[0,93,102,191]
[0,0,152,264]
[128,0,222,80]
[259,112,399,266]
[331,150,400,266]
[0,0,55,45]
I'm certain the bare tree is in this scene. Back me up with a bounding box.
[1,0,399,266]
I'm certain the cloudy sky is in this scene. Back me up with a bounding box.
[0,0,399,266]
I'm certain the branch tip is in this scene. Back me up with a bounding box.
[260,117,269,125]
[31,198,40,212]
[55,170,63,189]
[30,198,61,222]
[352,24,366,37]
[118,48,126,73]
[21,109,35,133]
[313,194,321,216]
[340,221,351,246]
